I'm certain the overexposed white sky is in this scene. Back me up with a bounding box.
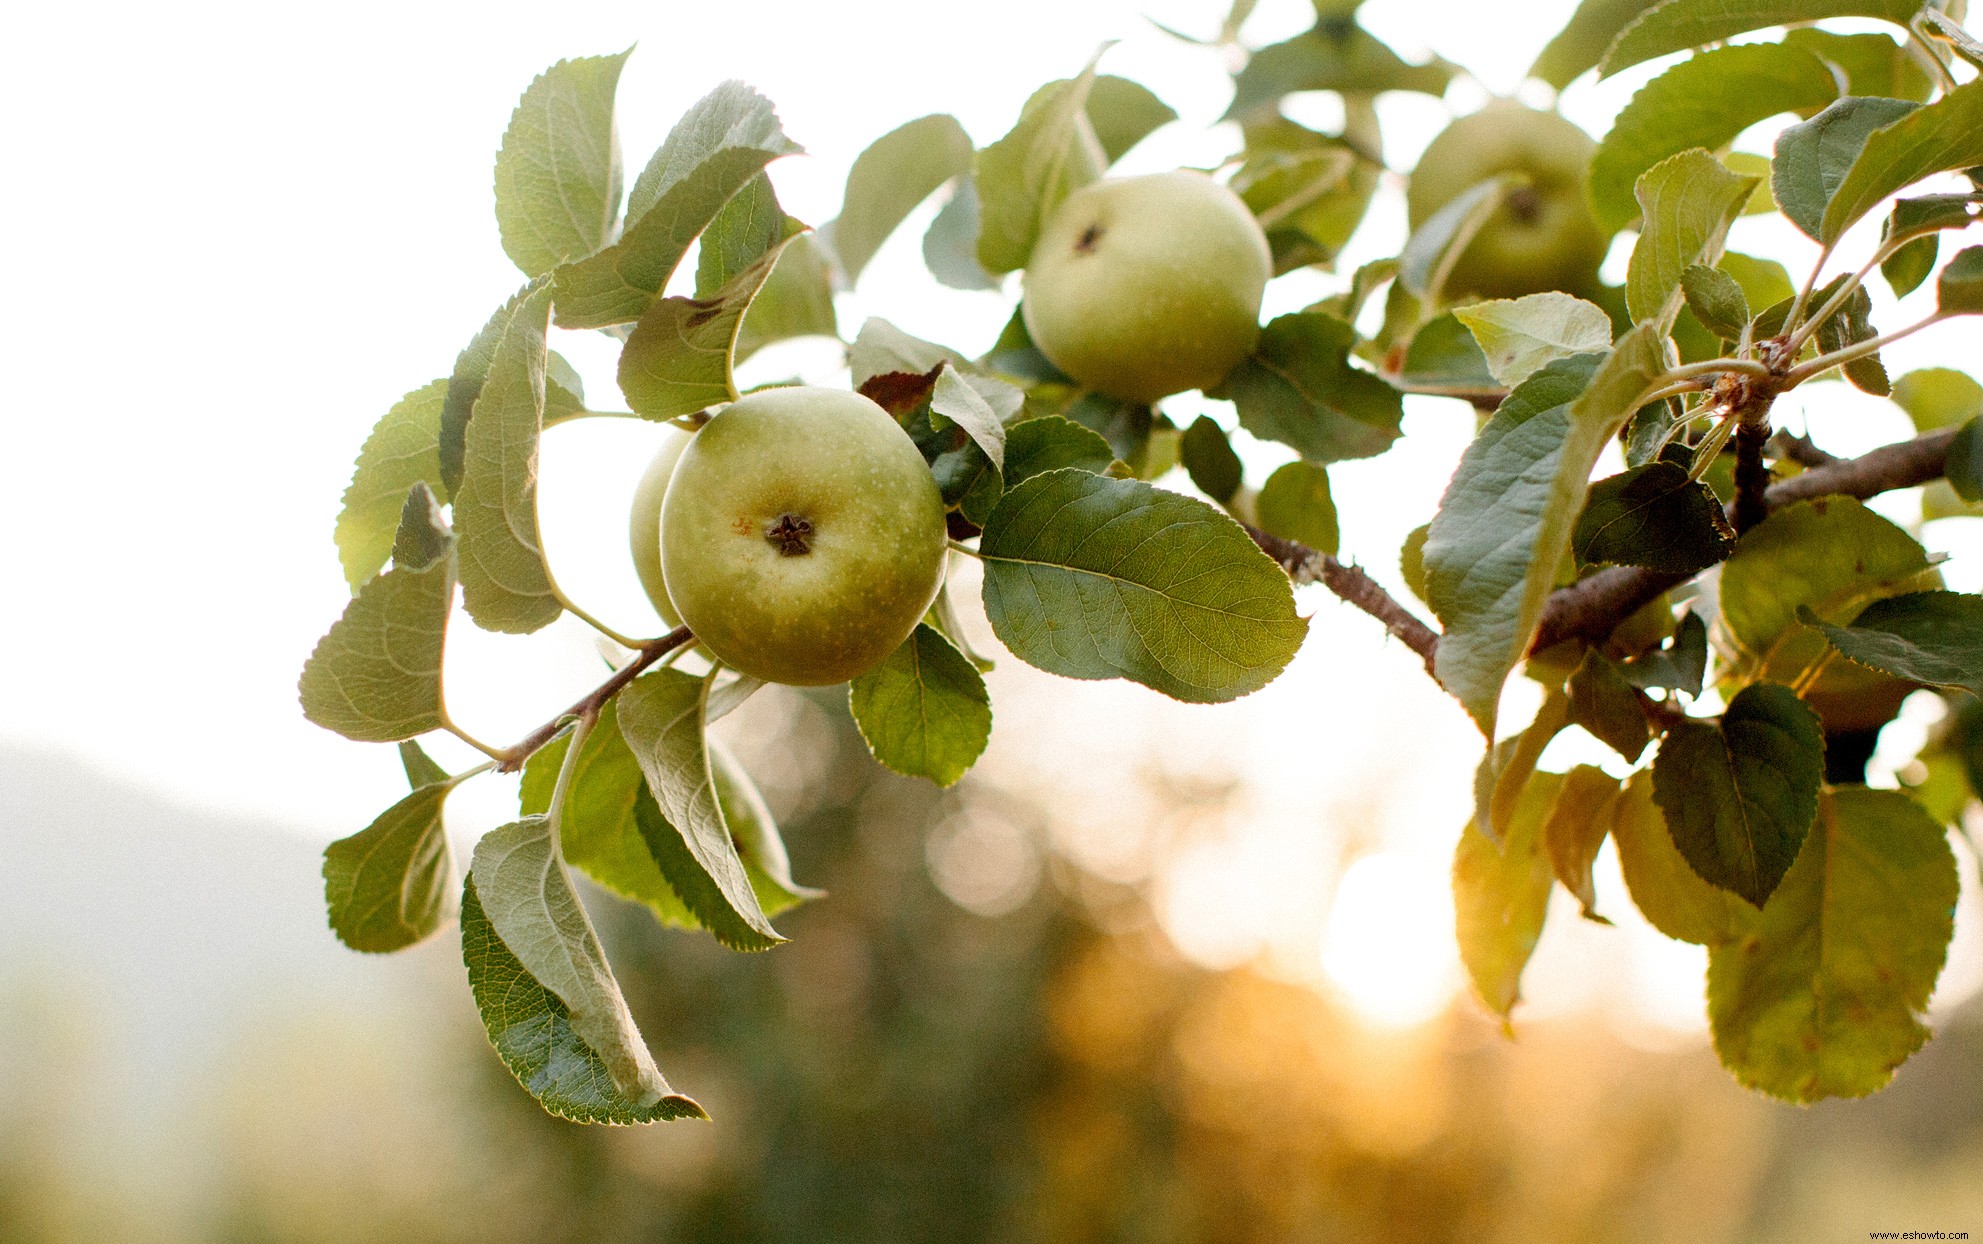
[6,0,1983,1034]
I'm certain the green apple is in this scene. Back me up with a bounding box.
[629,427,691,629]
[1022,170,1271,404]
[1406,102,1608,301]
[660,385,947,686]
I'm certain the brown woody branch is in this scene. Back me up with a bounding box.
[491,626,695,772]
[1244,525,1440,675]
[1529,426,1959,652]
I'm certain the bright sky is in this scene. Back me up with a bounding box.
[6,0,1982,1037]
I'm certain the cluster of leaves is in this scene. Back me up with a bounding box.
[304,0,1983,1124]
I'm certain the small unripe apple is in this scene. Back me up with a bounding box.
[1022,170,1271,404]
[660,386,947,686]
[1406,102,1608,301]
[629,427,691,629]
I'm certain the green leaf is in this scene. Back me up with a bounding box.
[1454,292,1615,388]
[710,742,818,919]
[1396,311,1501,393]
[617,234,800,421]
[1783,28,1934,101]
[1720,496,1934,671]
[615,669,783,950]
[1001,415,1115,488]
[1589,42,1836,234]
[1806,590,1983,695]
[1814,281,1891,394]
[693,172,790,298]
[1531,0,1662,88]
[336,380,449,591]
[1773,96,1920,243]
[440,283,540,498]
[520,701,695,929]
[1426,328,1667,735]
[1255,461,1340,554]
[553,82,801,329]
[460,875,702,1125]
[848,624,992,787]
[1679,264,1750,340]
[1478,691,1573,841]
[1612,770,1757,945]
[974,59,1107,275]
[978,469,1307,703]
[1222,312,1404,464]
[1892,365,1983,430]
[1653,683,1825,906]
[931,363,1007,471]
[493,51,630,278]
[470,817,677,1109]
[1544,764,1623,919]
[1708,787,1956,1102]
[848,316,970,386]
[822,114,974,287]
[1823,77,1983,246]
[1568,649,1651,762]
[454,283,560,634]
[1600,0,1931,79]
[299,486,454,743]
[1398,176,1512,303]
[1885,234,1941,297]
[1180,416,1243,503]
[1626,148,1758,333]
[399,739,449,789]
[1949,416,1983,499]
[1226,21,1454,119]
[1573,460,1735,573]
[922,176,1001,292]
[1938,244,1983,313]
[1234,116,1380,273]
[1400,523,1431,608]
[1453,770,1563,1021]
[1084,75,1178,165]
[323,775,461,953]
[735,232,840,361]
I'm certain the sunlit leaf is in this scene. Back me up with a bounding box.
[399,739,449,790]
[336,379,449,590]
[1589,42,1836,234]
[1222,312,1404,464]
[1653,683,1824,906]
[1543,764,1622,919]
[1626,148,1757,333]
[1600,0,1930,79]
[1084,75,1178,164]
[693,172,789,297]
[1679,264,1749,340]
[823,114,974,287]
[1891,365,1983,430]
[1611,770,1756,945]
[1398,176,1510,303]
[553,82,801,329]
[460,874,702,1124]
[1001,415,1115,490]
[979,469,1308,703]
[1454,770,1563,1022]
[1453,292,1614,388]
[455,283,561,634]
[1939,244,1983,313]
[493,51,630,278]
[974,58,1107,275]
[1708,787,1956,1102]
[324,774,461,953]
[617,234,799,421]
[1256,461,1339,554]
[1806,590,1983,695]
[1227,20,1454,118]
[520,701,695,929]
[616,669,783,950]
[1823,77,1983,246]
[299,486,454,743]
[1783,28,1934,101]
[849,624,992,787]
[931,363,1007,471]
[922,176,1002,292]
[1426,326,1666,735]
[1530,0,1661,88]
[735,232,840,361]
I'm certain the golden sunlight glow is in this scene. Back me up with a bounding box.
[1319,852,1461,1029]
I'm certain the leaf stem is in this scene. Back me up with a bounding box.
[1781,311,1950,387]
[441,713,508,763]
[947,539,983,559]
[544,713,594,848]
[1662,357,1772,383]
[490,626,696,773]
[1782,242,1838,343]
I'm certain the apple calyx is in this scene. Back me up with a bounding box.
[765,513,815,556]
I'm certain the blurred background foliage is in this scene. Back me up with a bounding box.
[6,686,1983,1242]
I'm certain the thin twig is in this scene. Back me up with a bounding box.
[1781,311,1949,387]
[1244,525,1440,674]
[491,626,696,772]
[1732,421,1772,534]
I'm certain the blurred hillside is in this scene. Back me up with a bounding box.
[5,705,1983,1242]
